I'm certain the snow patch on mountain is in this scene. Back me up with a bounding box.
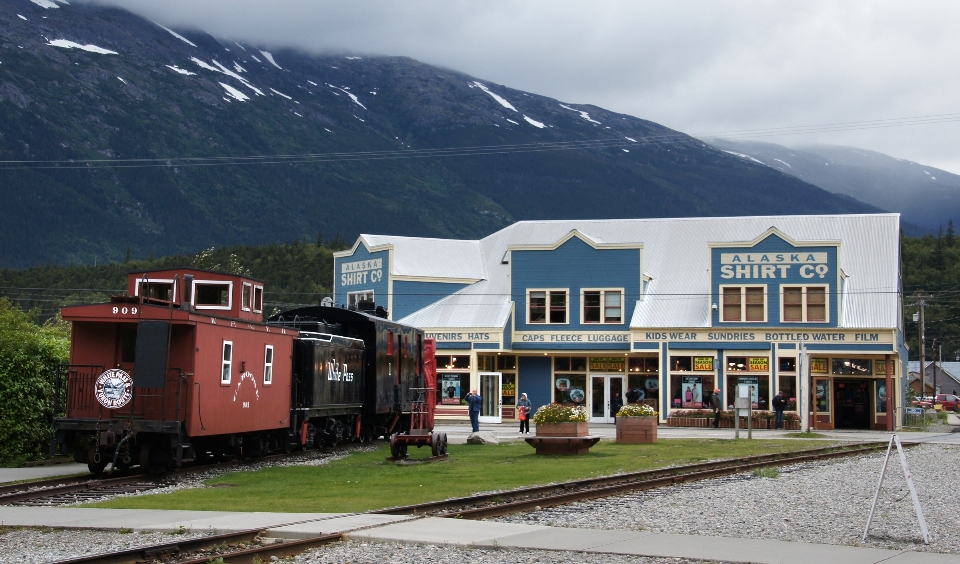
[506,118,519,125]
[30,0,60,9]
[190,57,220,72]
[250,54,262,63]
[523,115,545,128]
[116,77,126,84]
[166,65,196,76]
[559,103,601,124]
[773,158,792,169]
[154,23,196,48]
[345,56,361,60]
[723,150,765,165]
[17,14,27,20]
[233,62,246,73]
[220,82,249,102]
[270,88,292,100]
[625,137,637,142]
[260,51,282,69]
[307,80,317,86]
[328,85,365,109]
[47,40,117,55]
[472,81,516,112]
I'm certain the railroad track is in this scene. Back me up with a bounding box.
[370,441,894,519]
[0,444,373,507]
[45,441,892,564]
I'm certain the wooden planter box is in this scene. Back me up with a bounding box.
[536,422,589,437]
[666,417,709,428]
[616,417,657,443]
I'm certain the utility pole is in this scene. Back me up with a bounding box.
[917,296,927,400]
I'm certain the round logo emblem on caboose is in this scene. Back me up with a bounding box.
[95,369,134,409]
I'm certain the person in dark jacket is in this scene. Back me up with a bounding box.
[611,392,624,422]
[772,390,787,429]
[467,389,482,432]
[517,393,532,434]
[711,388,723,428]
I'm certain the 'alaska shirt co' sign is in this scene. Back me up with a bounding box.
[710,230,840,328]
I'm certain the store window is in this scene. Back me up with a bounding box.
[778,357,796,410]
[832,358,872,375]
[778,357,796,372]
[781,286,827,322]
[669,356,714,409]
[725,356,769,409]
[554,356,587,404]
[478,354,518,407]
[813,378,831,413]
[529,290,568,324]
[627,357,660,410]
[721,286,766,322]
[436,354,471,405]
[582,289,623,324]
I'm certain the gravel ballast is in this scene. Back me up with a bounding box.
[497,443,960,554]
[0,527,212,564]
[292,540,726,564]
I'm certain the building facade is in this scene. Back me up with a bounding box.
[333,214,906,430]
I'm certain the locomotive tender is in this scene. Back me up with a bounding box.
[51,268,431,473]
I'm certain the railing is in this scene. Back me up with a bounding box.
[56,364,185,422]
[896,406,940,429]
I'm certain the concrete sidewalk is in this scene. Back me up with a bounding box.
[0,507,955,564]
[0,462,89,484]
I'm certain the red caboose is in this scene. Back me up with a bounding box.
[52,268,298,473]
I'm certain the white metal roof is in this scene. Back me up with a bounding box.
[390,214,900,331]
[358,234,486,281]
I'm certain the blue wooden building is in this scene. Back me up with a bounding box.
[333,214,905,430]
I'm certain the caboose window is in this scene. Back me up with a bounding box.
[221,341,233,384]
[137,280,175,302]
[195,282,232,310]
[263,345,274,385]
[253,285,263,313]
[242,283,252,311]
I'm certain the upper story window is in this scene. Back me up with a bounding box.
[721,286,766,322]
[781,286,827,322]
[529,289,568,324]
[195,281,232,310]
[582,289,623,324]
[348,290,374,308]
[138,280,174,302]
[242,282,252,311]
[253,285,263,313]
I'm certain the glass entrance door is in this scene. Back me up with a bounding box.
[591,375,625,423]
[478,372,502,423]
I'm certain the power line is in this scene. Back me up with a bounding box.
[0,109,957,170]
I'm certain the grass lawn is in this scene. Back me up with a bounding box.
[91,439,833,513]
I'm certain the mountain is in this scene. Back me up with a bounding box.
[0,0,880,268]
[708,139,960,234]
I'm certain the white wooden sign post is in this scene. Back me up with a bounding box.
[862,434,929,544]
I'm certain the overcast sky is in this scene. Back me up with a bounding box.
[96,0,960,174]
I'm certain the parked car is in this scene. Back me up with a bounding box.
[935,394,960,412]
[911,396,936,408]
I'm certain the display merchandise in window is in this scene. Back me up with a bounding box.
[832,358,872,375]
[554,373,587,404]
[778,375,797,410]
[438,372,469,405]
[435,355,470,370]
[671,374,714,409]
[726,375,769,410]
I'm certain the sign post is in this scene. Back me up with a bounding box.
[735,384,752,439]
[798,344,809,433]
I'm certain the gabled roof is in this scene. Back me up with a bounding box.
[387,214,900,330]
[347,234,487,281]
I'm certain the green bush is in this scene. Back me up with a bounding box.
[0,299,70,465]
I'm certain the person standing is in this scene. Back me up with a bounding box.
[711,388,723,428]
[772,390,787,429]
[517,393,532,434]
[467,389,482,433]
[611,392,624,423]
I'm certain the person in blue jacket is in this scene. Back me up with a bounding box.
[467,389,482,432]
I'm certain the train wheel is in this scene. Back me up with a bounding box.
[430,433,439,457]
[439,432,448,455]
[389,434,399,458]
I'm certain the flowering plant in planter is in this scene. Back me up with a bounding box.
[783,412,801,422]
[617,404,658,418]
[669,409,713,418]
[532,403,588,424]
